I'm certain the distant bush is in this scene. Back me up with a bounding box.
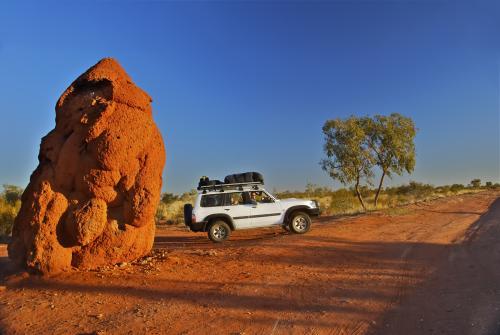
[0,185,23,237]
[270,181,486,217]
[156,189,197,225]
[305,183,333,197]
[386,181,434,197]
[450,184,465,192]
[161,193,179,203]
[330,189,357,214]
[156,181,500,224]
[470,179,481,188]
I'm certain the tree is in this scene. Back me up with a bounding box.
[362,113,416,207]
[320,116,373,210]
[470,179,481,188]
[2,184,23,205]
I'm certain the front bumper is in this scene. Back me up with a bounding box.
[308,207,320,217]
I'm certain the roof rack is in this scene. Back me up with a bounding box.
[198,181,263,193]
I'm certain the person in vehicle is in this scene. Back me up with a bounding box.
[230,193,242,205]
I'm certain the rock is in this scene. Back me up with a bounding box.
[8,58,166,274]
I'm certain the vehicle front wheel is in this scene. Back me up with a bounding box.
[289,212,311,234]
[208,220,231,243]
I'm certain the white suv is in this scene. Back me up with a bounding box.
[184,181,320,242]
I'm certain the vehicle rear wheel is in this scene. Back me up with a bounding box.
[289,211,311,234]
[208,220,231,243]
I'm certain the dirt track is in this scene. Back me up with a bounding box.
[1,191,500,335]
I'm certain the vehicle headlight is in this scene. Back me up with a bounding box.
[310,200,318,208]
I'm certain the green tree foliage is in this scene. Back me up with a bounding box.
[161,193,179,204]
[0,185,23,237]
[320,116,374,210]
[2,184,23,205]
[470,179,481,188]
[321,114,417,210]
[362,113,416,207]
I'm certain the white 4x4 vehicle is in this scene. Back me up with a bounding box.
[184,178,320,242]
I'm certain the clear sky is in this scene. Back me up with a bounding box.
[0,1,499,194]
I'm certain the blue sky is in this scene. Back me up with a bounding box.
[0,1,499,194]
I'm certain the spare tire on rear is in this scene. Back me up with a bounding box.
[184,204,193,226]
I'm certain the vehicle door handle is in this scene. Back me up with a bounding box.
[224,209,230,211]
[252,206,257,208]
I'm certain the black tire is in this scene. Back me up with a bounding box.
[224,172,264,184]
[208,220,231,243]
[183,204,193,226]
[252,172,264,183]
[224,174,236,184]
[288,211,311,234]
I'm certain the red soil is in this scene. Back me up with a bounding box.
[1,191,499,334]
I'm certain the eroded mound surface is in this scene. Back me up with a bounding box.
[8,58,166,274]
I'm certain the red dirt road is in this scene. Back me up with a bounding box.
[1,191,499,334]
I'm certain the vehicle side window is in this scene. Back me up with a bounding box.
[260,192,274,203]
[200,194,225,207]
[250,191,274,203]
[226,192,244,206]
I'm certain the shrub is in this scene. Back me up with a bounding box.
[155,201,169,222]
[161,193,179,203]
[450,184,465,193]
[0,185,23,237]
[330,189,357,213]
[0,198,20,237]
[470,179,481,188]
[156,189,197,225]
[389,181,434,198]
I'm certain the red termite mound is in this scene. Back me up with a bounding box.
[8,58,166,274]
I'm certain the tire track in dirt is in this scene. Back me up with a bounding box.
[372,194,500,335]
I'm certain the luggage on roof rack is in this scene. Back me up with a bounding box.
[224,172,263,184]
[197,172,264,191]
[198,176,223,189]
[198,181,262,192]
